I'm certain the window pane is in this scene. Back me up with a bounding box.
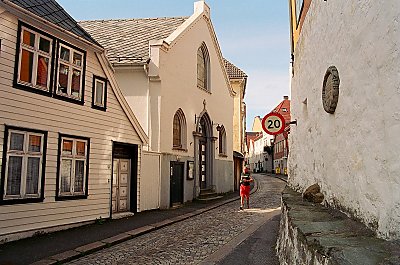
[61,159,72,193]
[20,49,34,83]
[10,132,24,151]
[58,64,69,94]
[36,56,49,88]
[6,156,22,196]
[76,141,86,156]
[74,160,85,193]
[173,114,181,147]
[26,157,40,195]
[73,52,82,67]
[62,139,73,155]
[60,46,70,61]
[71,70,81,97]
[95,81,104,105]
[39,37,50,53]
[22,30,35,47]
[28,135,41,152]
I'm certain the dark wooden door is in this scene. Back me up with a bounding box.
[170,162,184,206]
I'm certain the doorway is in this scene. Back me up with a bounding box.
[112,142,138,215]
[170,161,184,207]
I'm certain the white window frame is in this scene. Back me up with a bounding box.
[56,43,84,100]
[17,26,53,91]
[218,126,227,155]
[94,79,105,106]
[92,75,107,110]
[58,136,88,197]
[3,129,44,200]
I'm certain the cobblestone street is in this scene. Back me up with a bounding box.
[67,174,286,265]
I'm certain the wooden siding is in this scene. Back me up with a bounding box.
[140,151,161,211]
[0,11,142,237]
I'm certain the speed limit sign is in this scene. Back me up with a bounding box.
[262,112,285,135]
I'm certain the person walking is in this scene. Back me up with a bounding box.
[240,167,253,210]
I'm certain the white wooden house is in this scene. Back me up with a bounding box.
[0,0,147,242]
[80,1,235,209]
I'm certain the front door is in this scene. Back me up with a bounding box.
[199,138,207,189]
[170,162,184,207]
[112,159,130,213]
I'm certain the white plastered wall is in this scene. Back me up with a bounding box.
[288,0,400,239]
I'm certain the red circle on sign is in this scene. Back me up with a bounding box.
[262,112,286,135]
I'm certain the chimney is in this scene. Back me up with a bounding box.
[283,96,289,100]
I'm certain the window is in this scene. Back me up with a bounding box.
[295,0,304,25]
[218,125,227,156]
[14,22,87,105]
[92,75,107,111]
[57,135,90,199]
[55,42,85,103]
[172,109,187,150]
[1,126,47,204]
[15,25,54,94]
[197,42,210,92]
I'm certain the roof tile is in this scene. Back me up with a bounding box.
[79,17,188,64]
[223,58,247,79]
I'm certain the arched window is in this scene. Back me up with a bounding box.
[218,125,226,155]
[173,109,187,149]
[197,42,210,91]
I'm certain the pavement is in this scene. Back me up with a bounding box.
[0,174,286,265]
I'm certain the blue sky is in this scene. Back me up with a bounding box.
[58,0,290,131]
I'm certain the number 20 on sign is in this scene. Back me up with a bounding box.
[262,112,285,135]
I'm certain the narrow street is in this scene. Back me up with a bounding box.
[67,174,286,265]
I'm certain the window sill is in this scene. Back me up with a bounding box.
[218,153,228,158]
[0,197,44,205]
[197,85,211,94]
[172,147,188,152]
[53,93,84,105]
[55,194,88,201]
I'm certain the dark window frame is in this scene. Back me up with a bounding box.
[56,133,90,201]
[53,40,87,105]
[91,75,108,111]
[13,21,56,97]
[0,125,48,205]
[295,0,305,28]
[13,21,87,106]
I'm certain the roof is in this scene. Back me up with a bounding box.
[79,17,188,64]
[5,0,101,47]
[223,58,247,79]
[272,97,291,122]
[246,132,262,150]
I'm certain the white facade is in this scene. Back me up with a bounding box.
[82,1,235,209]
[0,1,146,242]
[289,0,400,239]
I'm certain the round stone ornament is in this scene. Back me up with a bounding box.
[322,66,340,114]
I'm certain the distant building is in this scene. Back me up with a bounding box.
[288,0,400,239]
[272,96,291,175]
[224,59,248,191]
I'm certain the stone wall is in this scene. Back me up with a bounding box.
[277,186,400,265]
